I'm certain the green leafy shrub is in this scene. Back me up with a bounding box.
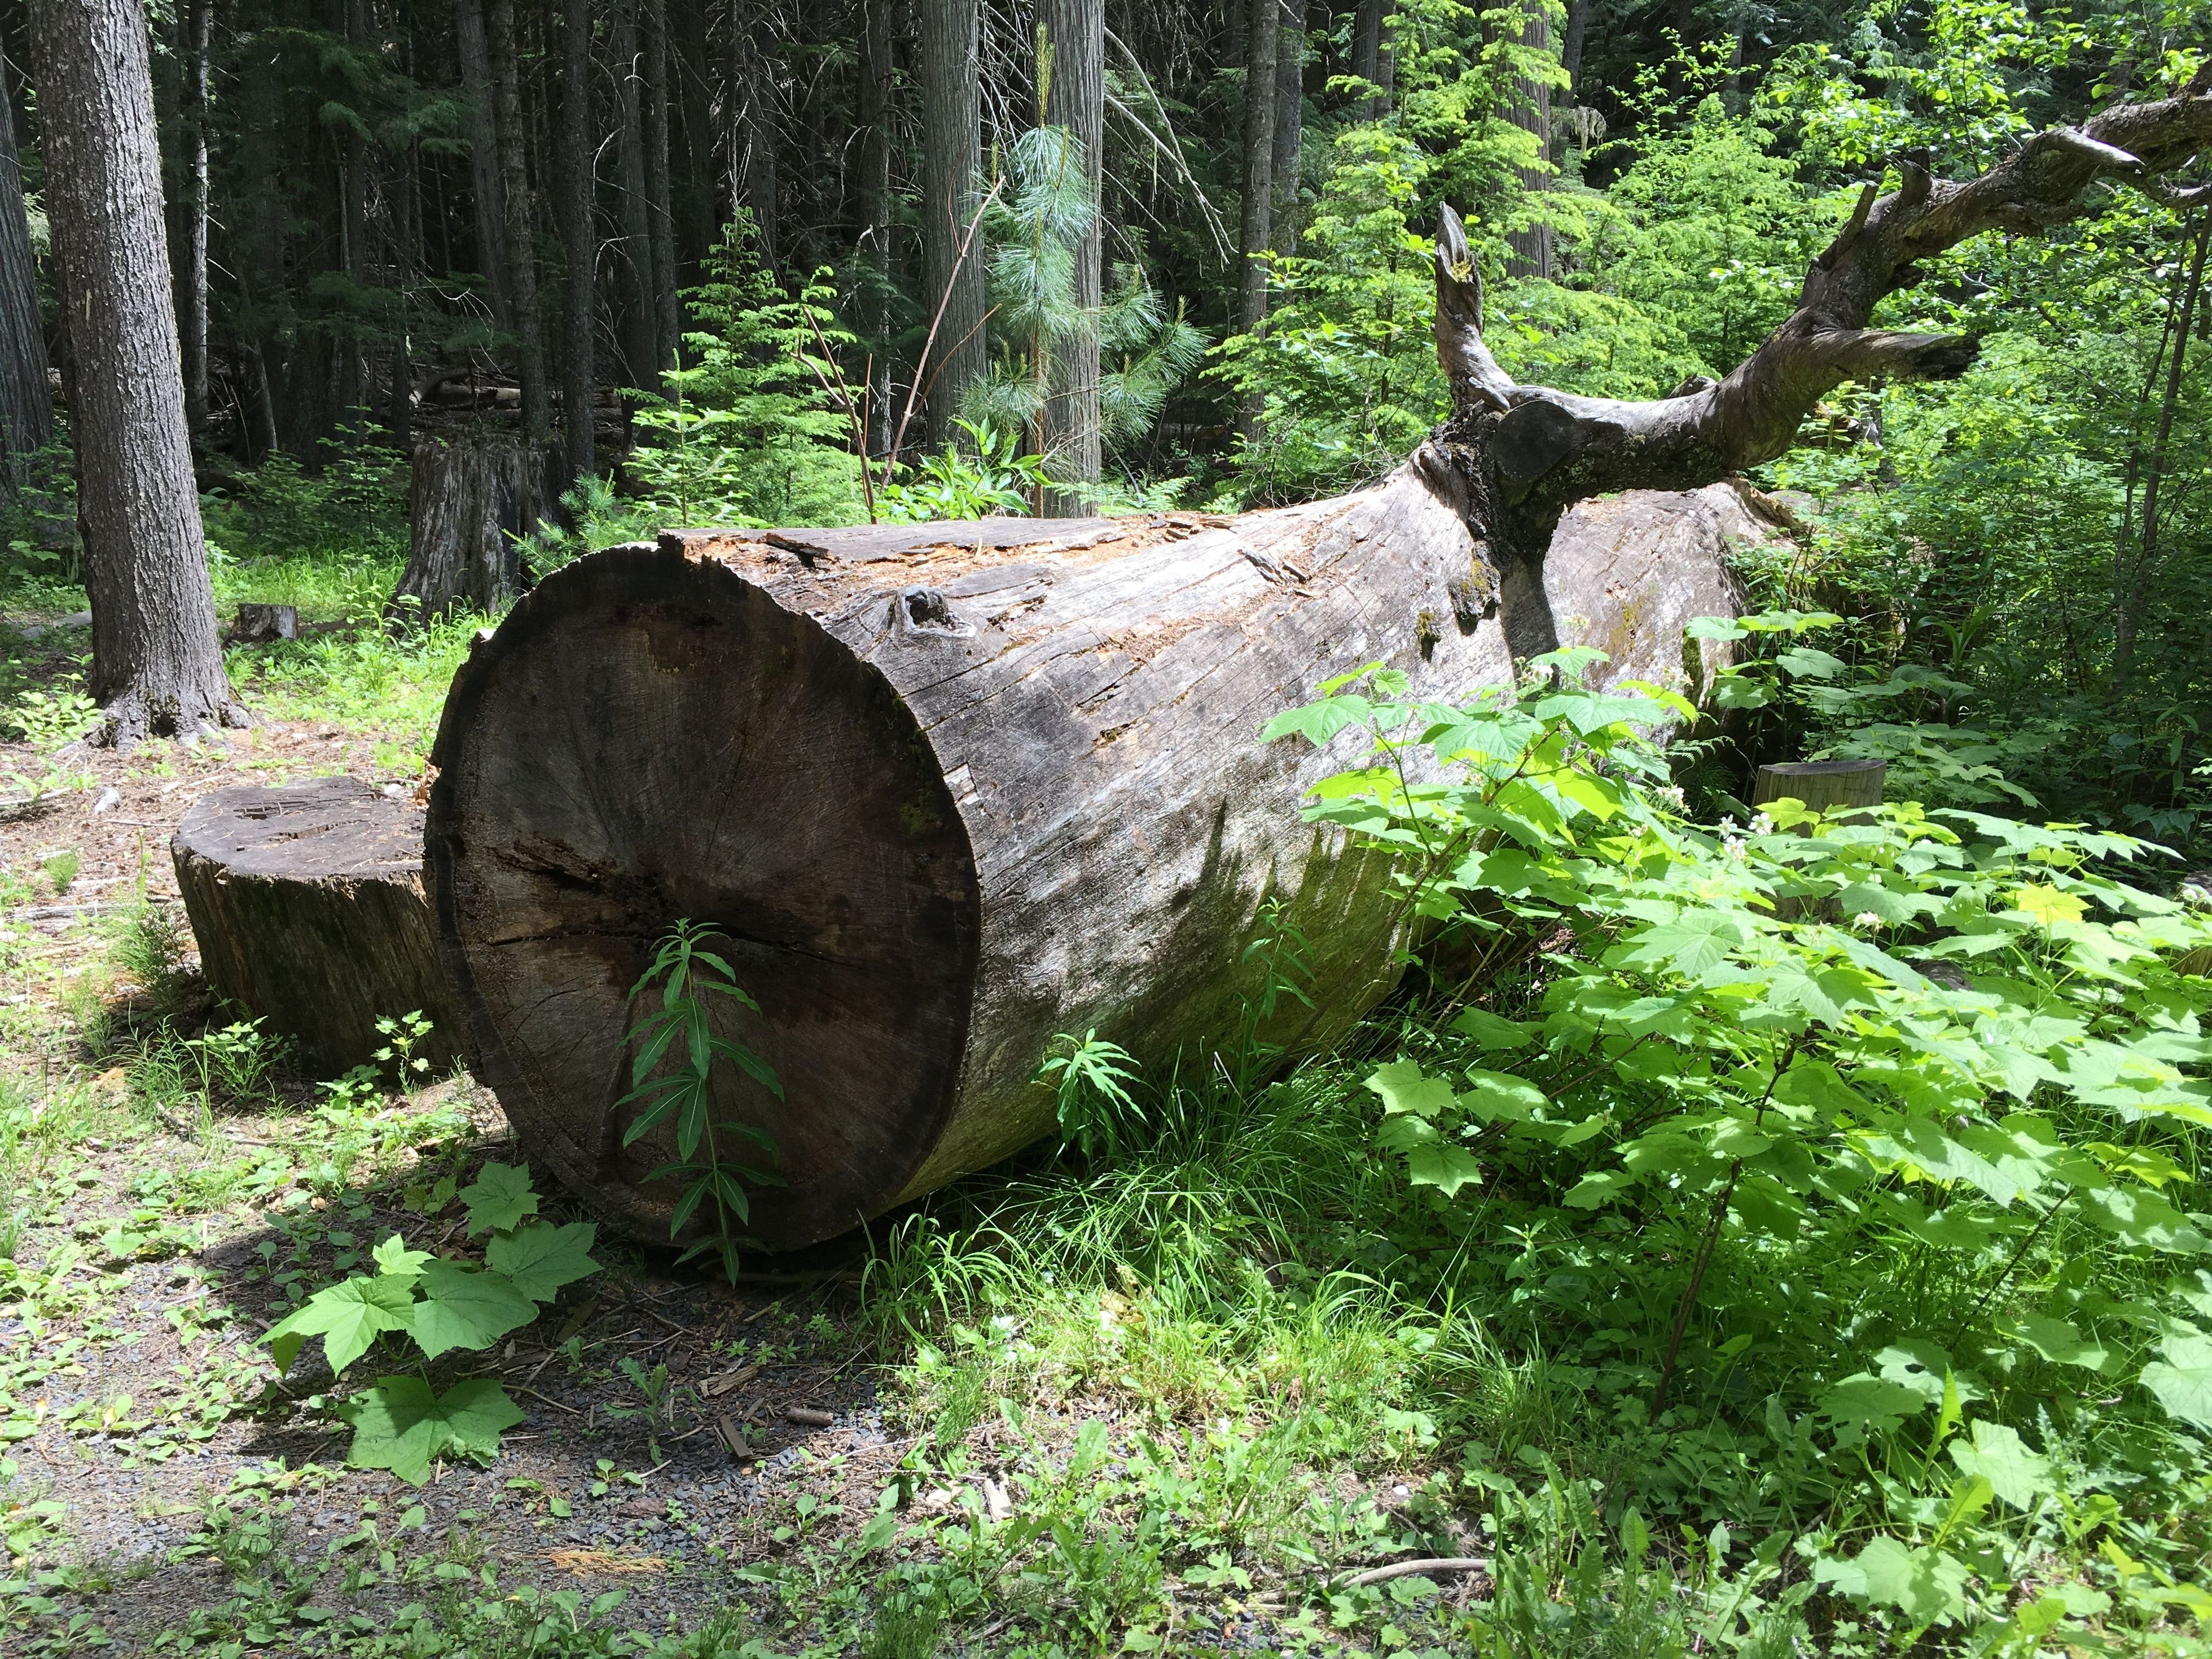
[263,1162,598,1483]
[1267,641,2212,1633]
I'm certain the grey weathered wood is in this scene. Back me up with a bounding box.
[425,477,1768,1251]
[174,777,459,1075]
[389,433,540,626]
[231,604,298,643]
[1752,760,1887,815]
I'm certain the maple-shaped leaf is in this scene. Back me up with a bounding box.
[266,1275,417,1376]
[1406,1143,1482,1199]
[372,1234,433,1282]
[459,1163,539,1236]
[336,1377,526,1486]
[409,1260,539,1359]
[485,1221,600,1303]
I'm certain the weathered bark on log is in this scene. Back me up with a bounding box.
[175,777,460,1075]
[425,480,1766,1251]
[389,433,543,626]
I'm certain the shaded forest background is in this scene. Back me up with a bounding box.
[0,0,2205,844]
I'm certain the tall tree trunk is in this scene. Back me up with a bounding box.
[1351,0,1393,118]
[613,0,661,395]
[1271,0,1302,244]
[918,0,986,445]
[1236,0,1280,441]
[341,0,373,422]
[489,0,550,464]
[2115,212,2207,692]
[457,0,513,329]
[1561,0,1590,99]
[29,0,247,743]
[858,0,897,449]
[729,1,780,272]
[0,49,52,490]
[561,0,597,479]
[1039,0,1103,512]
[180,0,211,440]
[1507,0,1554,279]
[388,137,422,449]
[641,0,681,380]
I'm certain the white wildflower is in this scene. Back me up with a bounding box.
[1749,811,1775,835]
[1724,835,1748,861]
[1853,911,1883,930]
[1718,815,1740,834]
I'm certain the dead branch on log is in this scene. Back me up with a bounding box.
[1416,77,2212,653]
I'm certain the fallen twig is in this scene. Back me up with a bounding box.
[1338,1557,1489,1588]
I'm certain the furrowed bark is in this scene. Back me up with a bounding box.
[919,0,986,444]
[1039,0,1104,509]
[31,0,247,744]
[0,48,51,490]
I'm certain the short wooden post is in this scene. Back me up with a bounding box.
[1752,759,1887,815]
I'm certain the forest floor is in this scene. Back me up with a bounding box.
[0,608,1480,1657]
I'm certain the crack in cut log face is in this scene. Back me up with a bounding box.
[429,481,1768,1253]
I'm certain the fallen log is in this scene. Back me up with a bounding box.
[174,776,460,1075]
[425,476,1764,1251]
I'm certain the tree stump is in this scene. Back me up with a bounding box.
[1752,759,1888,815]
[387,431,548,628]
[173,776,459,1075]
[425,476,1770,1252]
[230,603,297,642]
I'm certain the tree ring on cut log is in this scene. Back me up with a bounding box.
[426,546,983,1251]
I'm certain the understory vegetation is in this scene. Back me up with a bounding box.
[0,1,2209,1655]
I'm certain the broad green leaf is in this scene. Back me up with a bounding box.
[1376,1113,1440,1152]
[266,1274,417,1376]
[1406,1143,1482,1198]
[371,1234,433,1282]
[2141,1333,2212,1430]
[1610,912,1744,975]
[2077,1185,2209,1253]
[1461,1069,1547,1122]
[1817,1375,1929,1448]
[1685,615,1748,642]
[485,1221,601,1303]
[2006,1314,2111,1373]
[1710,673,1771,710]
[459,1164,539,1236]
[1562,1169,1632,1209]
[1838,881,1921,926]
[337,1377,527,1486]
[409,1261,540,1360]
[2010,884,2088,927]
[1365,1060,1455,1121]
[1817,1536,1971,1626]
[1948,1420,2052,1509]
[1450,1008,1535,1050]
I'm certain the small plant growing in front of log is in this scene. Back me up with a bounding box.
[619,919,784,1283]
[262,1162,599,1483]
[1035,1031,1143,1162]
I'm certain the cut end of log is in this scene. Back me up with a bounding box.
[173,776,460,1074]
[426,544,982,1252]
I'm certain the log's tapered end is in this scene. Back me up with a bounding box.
[426,543,982,1252]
